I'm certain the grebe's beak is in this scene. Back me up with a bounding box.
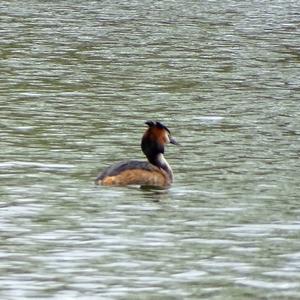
[170,136,180,146]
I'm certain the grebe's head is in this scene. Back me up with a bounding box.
[141,120,178,158]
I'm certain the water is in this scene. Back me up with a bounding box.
[1,0,300,299]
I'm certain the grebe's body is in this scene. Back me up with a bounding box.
[95,121,178,187]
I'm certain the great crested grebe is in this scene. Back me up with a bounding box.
[95,120,178,187]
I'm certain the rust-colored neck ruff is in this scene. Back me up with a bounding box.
[141,128,173,182]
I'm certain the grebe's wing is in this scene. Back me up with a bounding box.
[95,160,170,187]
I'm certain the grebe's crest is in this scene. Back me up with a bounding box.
[145,120,171,134]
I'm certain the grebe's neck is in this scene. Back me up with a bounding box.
[147,153,173,182]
